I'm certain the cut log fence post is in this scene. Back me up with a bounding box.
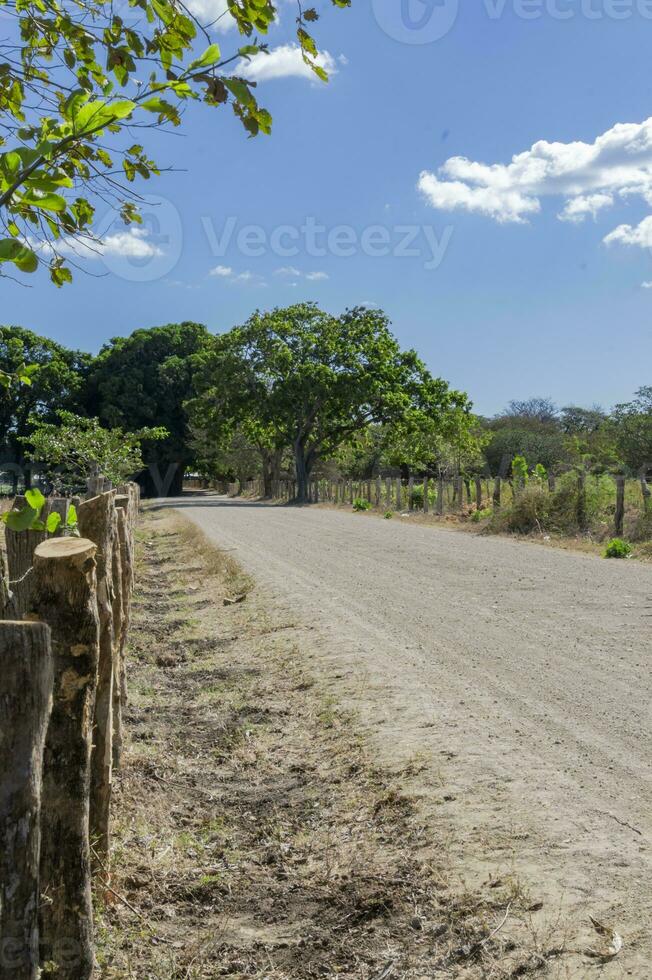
[5,498,69,618]
[641,476,651,514]
[110,505,125,775]
[437,474,444,516]
[475,477,483,509]
[385,478,391,509]
[408,477,414,511]
[395,479,402,512]
[423,478,429,514]
[375,477,381,508]
[493,477,502,510]
[0,621,52,980]
[77,492,117,870]
[29,537,99,980]
[113,496,133,769]
[614,475,625,536]
[577,471,588,532]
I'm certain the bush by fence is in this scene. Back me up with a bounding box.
[209,471,652,541]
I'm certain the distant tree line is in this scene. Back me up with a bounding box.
[0,316,650,498]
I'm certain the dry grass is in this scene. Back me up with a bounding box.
[95,509,569,978]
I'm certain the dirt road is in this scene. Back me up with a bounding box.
[172,496,652,975]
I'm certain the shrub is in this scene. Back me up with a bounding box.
[471,507,492,523]
[604,538,632,559]
[384,510,393,519]
[353,498,372,512]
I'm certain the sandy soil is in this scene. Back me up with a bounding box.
[169,494,652,977]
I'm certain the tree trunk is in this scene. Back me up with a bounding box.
[294,442,312,503]
[29,538,99,980]
[0,621,53,980]
[77,492,117,869]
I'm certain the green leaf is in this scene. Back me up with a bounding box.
[67,503,78,527]
[189,43,221,70]
[0,239,38,273]
[46,512,62,533]
[4,505,38,531]
[25,487,45,512]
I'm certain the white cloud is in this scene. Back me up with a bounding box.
[275,266,301,277]
[209,265,266,286]
[184,0,236,32]
[603,215,652,248]
[418,117,652,226]
[642,281,652,288]
[558,193,614,224]
[237,44,338,83]
[33,226,163,260]
[274,266,328,281]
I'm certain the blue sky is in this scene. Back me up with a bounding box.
[5,0,652,415]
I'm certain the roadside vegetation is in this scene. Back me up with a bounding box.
[1,320,650,551]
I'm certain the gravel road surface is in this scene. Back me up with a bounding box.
[171,495,652,975]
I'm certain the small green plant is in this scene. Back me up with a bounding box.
[353,498,372,512]
[533,463,548,484]
[384,510,394,519]
[512,454,529,489]
[603,538,632,559]
[471,507,492,523]
[2,488,79,535]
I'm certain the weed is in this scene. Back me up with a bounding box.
[384,510,393,519]
[352,497,372,511]
[604,537,632,559]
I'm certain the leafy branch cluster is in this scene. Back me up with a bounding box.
[0,0,350,283]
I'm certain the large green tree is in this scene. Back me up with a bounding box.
[0,0,350,284]
[0,325,90,484]
[86,321,211,495]
[609,386,652,475]
[191,303,469,502]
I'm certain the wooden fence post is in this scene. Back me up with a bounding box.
[385,478,391,509]
[5,498,68,617]
[641,476,651,515]
[408,477,414,511]
[475,477,483,509]
[113,496,133,770]
[110,506,124,776]
[77,492,117,869]
[30,538,99,980]
[577,471,588,531]
[493,477,502,510]
[614,475,625,536]
[423,478,429,513]
[0,622,52,980]
[375,477,381,508]
[437,474,444,516]
[396,479,402,512]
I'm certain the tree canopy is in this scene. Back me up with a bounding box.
[190,303,470,501]
[0,325,91,470]
[86,321,211,494]
[0,0,350,284]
